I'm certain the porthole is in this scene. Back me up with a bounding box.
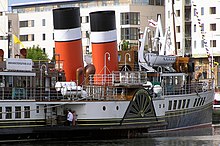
[103,106,106,111]
[116,106,119,110]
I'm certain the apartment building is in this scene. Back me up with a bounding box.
[10,0,165,59]
[165,0,220,87]
[0,0,9,59]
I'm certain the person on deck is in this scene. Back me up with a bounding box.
[72,110,77,126]
[67,109,73,126]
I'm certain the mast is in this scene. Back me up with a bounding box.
[172,0,177,55]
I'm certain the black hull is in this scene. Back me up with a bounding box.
[166,102,212,129]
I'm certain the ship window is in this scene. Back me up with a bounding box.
[24,106,30,118]
[168,100,172,110]
[102,106,106,111]
[186,99,190,108]
[193,98,197,107]
[199,97,204,106]
[182,99,186,109]
[173,100,177,110]
[202,97,206,105]
[0,107,2,119]
[5,107,12,119]
[15,106,21,118]
[178,100,182,109]
[196,98,201,106]
[36,106,39,113]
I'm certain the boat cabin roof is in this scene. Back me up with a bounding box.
[0,71,36,76]
[160,72,186,77]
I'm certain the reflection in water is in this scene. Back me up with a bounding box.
[2,135,220,146]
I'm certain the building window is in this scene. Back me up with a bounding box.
[121,27,139,40]
[176,26,180,33]
[168,11,170,19]
[194,8,197,16]
[176,42,180,49]
[24,106,30,118]
[120,12,140,25]
[210,7,216,14]
[194,40,196,49]
[42,19,46,26]
[201,40,204,48]
[5,107,12,119]
[19,20,34,28]
[43,48,46,53]
[201,23,204,32]
[176,10,180,17]
[42,33,46,40]
[194,24,196,32]
[201,7,204,15]
[210,23,216,31]
[20,34,34,41]
[210,40,216,47]
[15,106,21,118]
[20,21,28,27]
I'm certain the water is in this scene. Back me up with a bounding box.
[2,135,220,146]
[2,110,220,146]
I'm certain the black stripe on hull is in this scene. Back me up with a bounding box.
[53,7,80,29]
[90,11,116,32]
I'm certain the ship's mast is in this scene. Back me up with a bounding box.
[172,0,177,55]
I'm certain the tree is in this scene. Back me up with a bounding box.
[26,45,48,60]
[121,40,129,51]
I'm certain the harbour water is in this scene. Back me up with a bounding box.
[2,109,220,146]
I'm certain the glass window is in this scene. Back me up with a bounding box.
[0,107,2,119]
[194,24,196,32]
[15,106,21,118]
[210,40,216,47]
[201,7,204,15]
[42,19,46,26]
[121,27,139,40]
[20,34,34,41]
[19,21,28,27]
[201,40,204,48]
[36,106,39,113]
[186,99,190,108]
[176,10,180,17]
[120,12,140,25]
[5,107,12,119]
[24,106,30,118]
[43,33,46,40]
[176,26,180,33]
[210,7,216,14]
[173,100,177,110]
[194,40,196,49]
[210,23,216,31]
[201,23,204,32]
[168,100,172,110]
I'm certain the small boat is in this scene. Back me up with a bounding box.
[0,8,214,141]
